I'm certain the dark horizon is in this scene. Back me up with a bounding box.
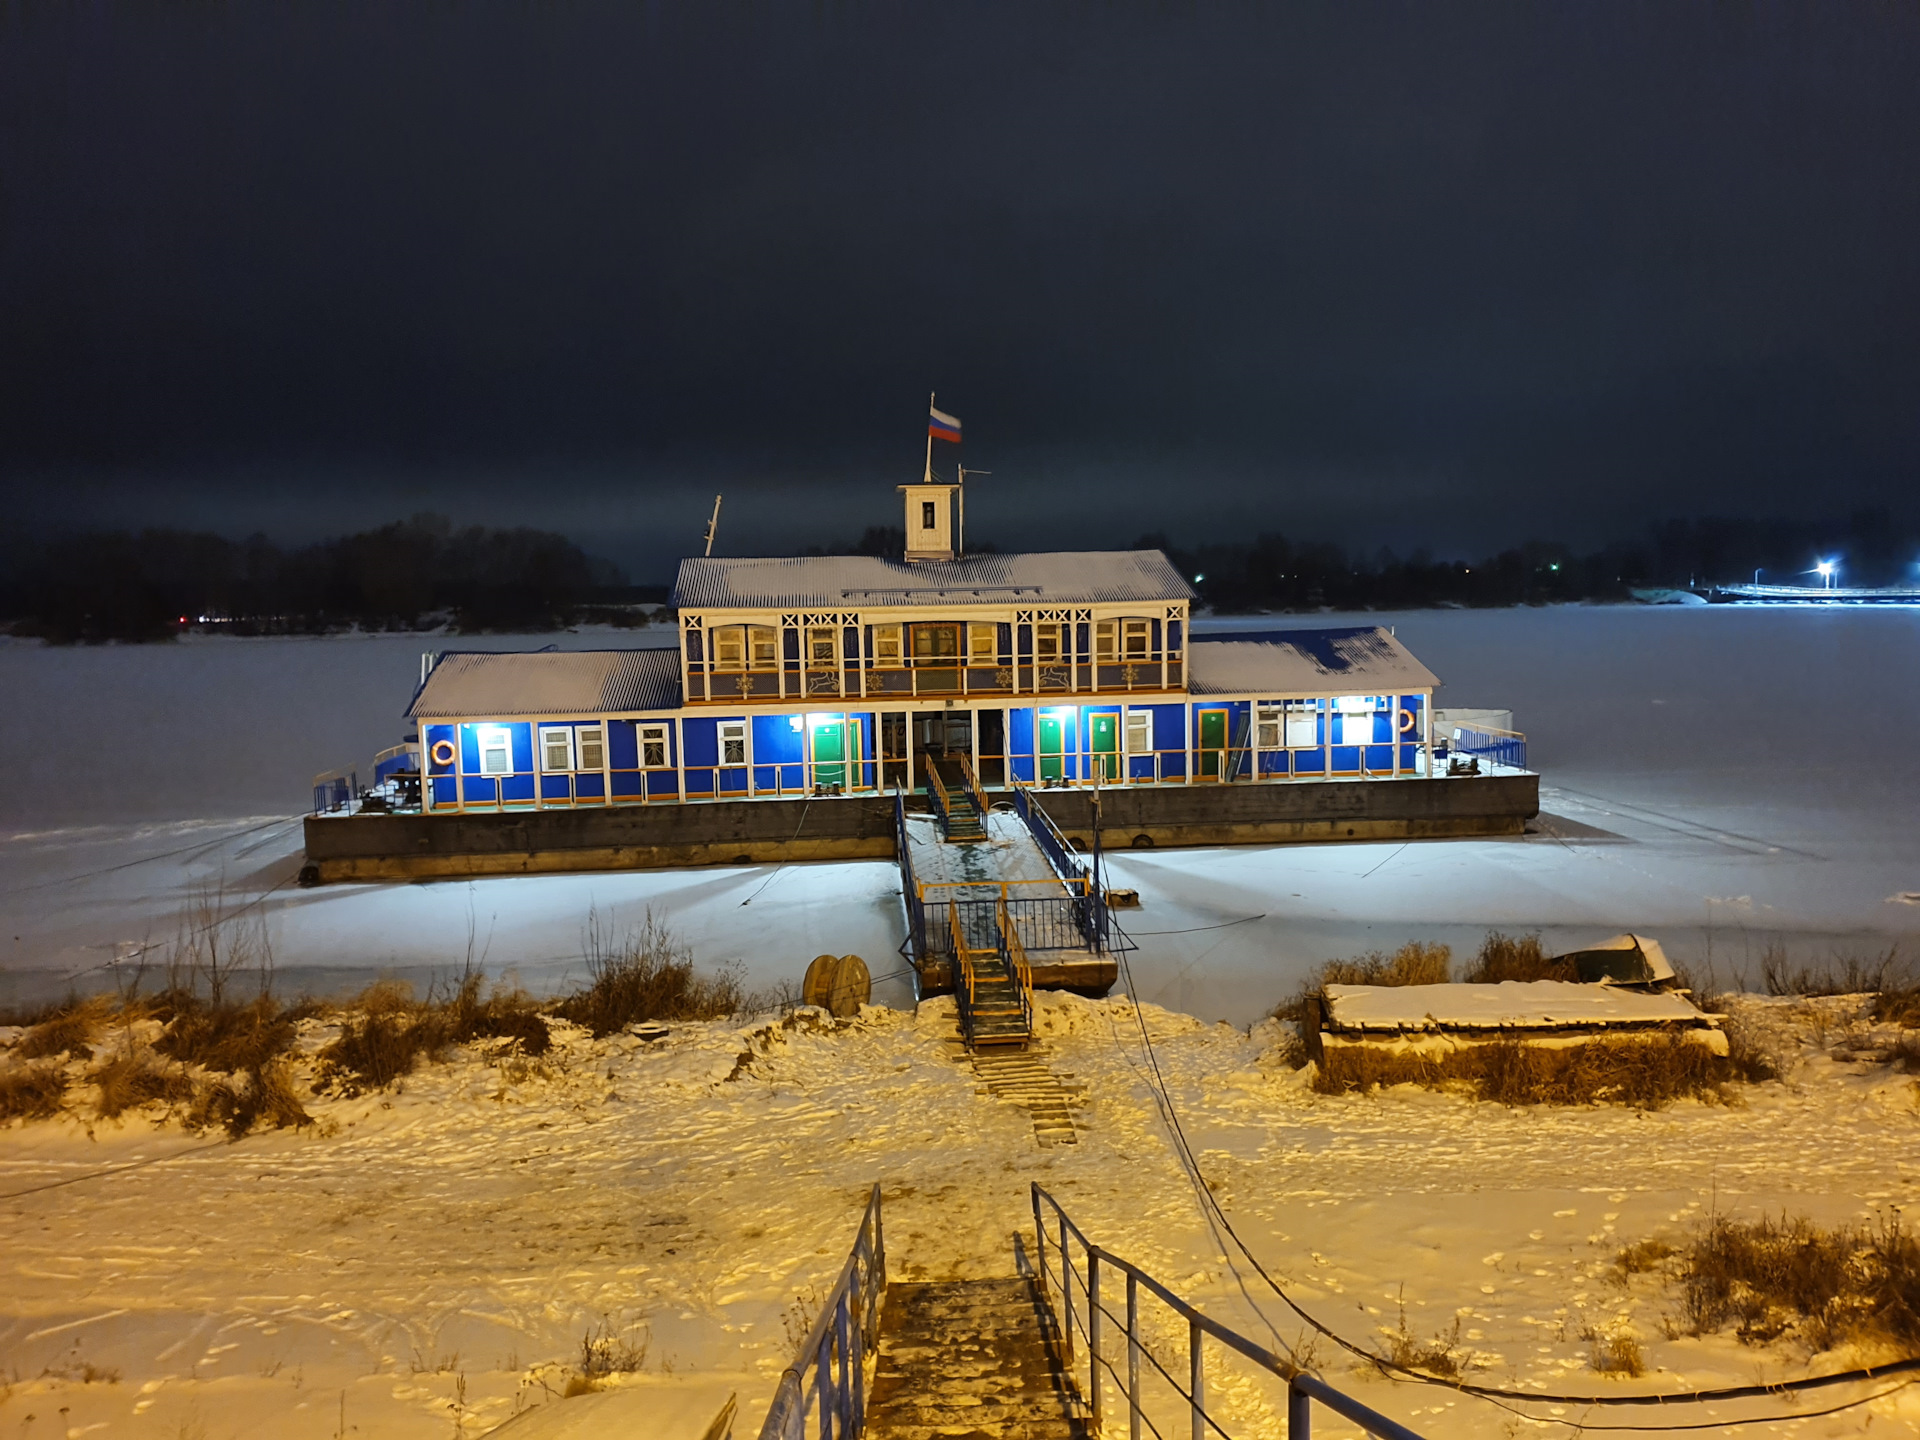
[4,3,1918,580]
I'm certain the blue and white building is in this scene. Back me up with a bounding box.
[399,481,1448,814]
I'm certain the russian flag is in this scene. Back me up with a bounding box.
[928,405,962,444]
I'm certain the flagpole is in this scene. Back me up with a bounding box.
[924,391,935,483]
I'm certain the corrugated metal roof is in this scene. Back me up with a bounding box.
[1187,627,1439,696]
[671,550,1195,610]
[406,647,682,719]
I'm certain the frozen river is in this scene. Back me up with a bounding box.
[4,605,1919,1017]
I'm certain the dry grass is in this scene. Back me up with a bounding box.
[16,995,113,1060]
[1316,940,1452,988]
[1873,983,1920,1029]
[551,909,746,1038]
[1586,1327,1647,1377]
[88,1050,195,1119]
[187,1061,312,1139]
[315,971,550,1097]
[1315,1033,1739,1107]
[152,991,302,1075]
[1615,1238,1679,1278]
[1681,1213,1920,1353]
[1460,931,1575,984]
[0,1063,69,1121]
[1761,945,1908,998]
[1377,1291,1462,1378]
[565,1319,651,1395]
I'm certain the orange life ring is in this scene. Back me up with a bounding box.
[1397,707,1417,734]
[429,738,456,768]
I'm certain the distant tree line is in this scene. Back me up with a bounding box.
[806,509,1920,612]
[0,515,642,643]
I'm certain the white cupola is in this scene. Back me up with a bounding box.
[899,481,959,563]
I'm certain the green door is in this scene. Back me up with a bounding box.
[1090,712,1119,780]
[812,720,846,788]
[1198,709,1228,779]
[1038,713,1065,781]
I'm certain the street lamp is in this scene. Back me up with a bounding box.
[1815,560,1835,590]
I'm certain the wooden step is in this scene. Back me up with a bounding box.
[867,1279,1088,1440]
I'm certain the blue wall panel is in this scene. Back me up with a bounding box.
[608,721,638,771]
[682,718,719,767]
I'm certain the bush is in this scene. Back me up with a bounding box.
[315,972,550,1097]
[0,1063,69,1121]
[552,911,745,1038]
[1317,941,1452,988]
[153,992,300,1075]
[1316,1033,1738,1108]
[89,1051,194,1119]
[16,996,111,1060]
[187,1061,311,1139]
[1460,932,1575,984]
[1682,1214,1920,1354]
[1761,946,1907,998]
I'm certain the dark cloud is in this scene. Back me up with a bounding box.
[3,2,1917,577]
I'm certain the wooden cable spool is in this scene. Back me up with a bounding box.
[801,953,871,1018]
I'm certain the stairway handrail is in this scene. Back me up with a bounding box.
[955,752,992,819]
[757,1182,888,1440]
[894,789,927,970]
[997,895,1034,1035]
[1010,781,1088,884]
[1029,1183,1425,1440]
[950,904,978,1035]
[925,764,954,835]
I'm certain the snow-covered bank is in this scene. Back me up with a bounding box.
[2,994,1916,1438]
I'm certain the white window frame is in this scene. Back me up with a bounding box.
[640,724,670,770]
[873,624,903,665]
[714,626,746,672]
[1285,701,1319,748]
[1125,710,1153,755]
[1034,622,1063,665]
[540,726,575,772]
[576,725,605,772]
[749,625,779,670]
[478,726,513,776]
[1123,618,1150,660]
[968,622,997,664]
[1256,707,1281,750]
[1094,620,1117,662]
[719,721,747,767]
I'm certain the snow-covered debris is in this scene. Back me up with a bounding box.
[1324,980,1717,1032]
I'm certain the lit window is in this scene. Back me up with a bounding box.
[874,624,902,665]
[1125,711,1152,754]
[1286,702,1319,748]
[1095,621,1117,662]
[720,722,747,766]
[714,626,746,671]
[577,726,604,771]
[1123,619,1150,659]
[1035,623,1062,664]
[921,500,936,530]
[808,627,836,666]
[541,727,574,772]
[479,728,513,776]
[640,725,669,769]
[1256,708,1281,750]
[968,623,997,663]
[750,626,778,669]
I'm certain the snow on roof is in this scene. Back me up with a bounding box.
[1187,627,1439,696]
[406,648,682,719]
[671,550,1195,610]
[1323,981,1713,1032]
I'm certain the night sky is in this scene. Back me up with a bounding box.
[3,3,1917,579]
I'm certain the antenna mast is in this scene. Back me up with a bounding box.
[956,467,990,558]
[702,494,724,557]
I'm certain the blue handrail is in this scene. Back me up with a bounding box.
[756,1184,887,1440]
[894,790,928,974]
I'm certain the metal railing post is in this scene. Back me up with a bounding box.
[1088,1250,1103,1429]
[1288,1378,1312,1440]
[1190,1319,1205,1440]
[1059,1212,1074,1368]
[818,1330,834,1440]
[1127,1272,1141,1440]
[836,1293,853,1436]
